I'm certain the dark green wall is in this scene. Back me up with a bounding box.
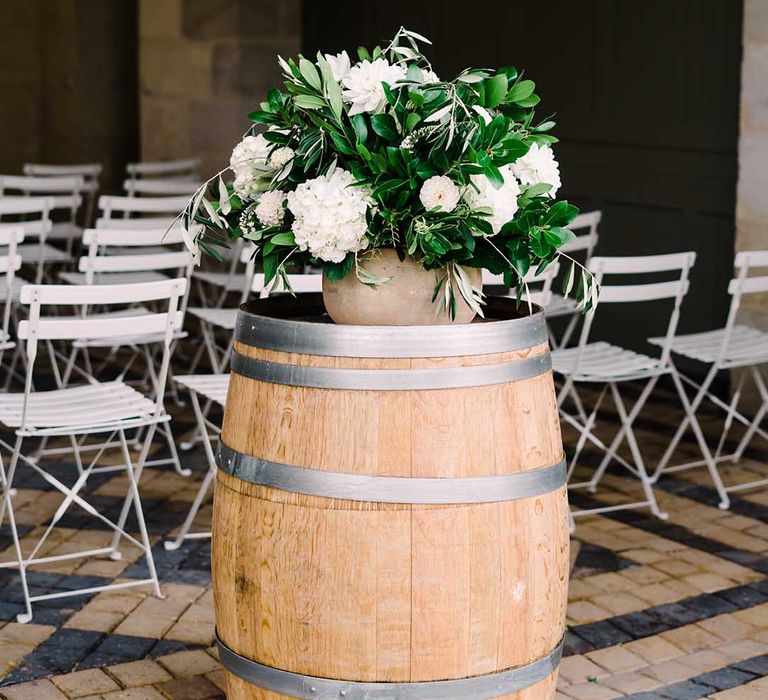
[304,0,743,349]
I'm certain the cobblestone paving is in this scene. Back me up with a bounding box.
[0,381,766,698]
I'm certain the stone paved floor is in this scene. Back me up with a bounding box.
[0,378,767,699]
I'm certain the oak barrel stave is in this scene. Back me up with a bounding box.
[213,295,569,700]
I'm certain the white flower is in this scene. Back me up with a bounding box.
[511,143,561,197]
[230,135,271,199]
[464,165,521,234]
[419,175,460,212]
[341,59,406,115]
[268,146,294,170]
[287,169,372,262]
[421,68,440,84]
[325,50,351,82]
[254,190,286,228]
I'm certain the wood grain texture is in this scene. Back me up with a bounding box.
[213,339,568,700]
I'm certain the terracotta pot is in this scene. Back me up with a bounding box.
[322,249,483,325]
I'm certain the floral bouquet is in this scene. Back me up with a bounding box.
[182,27,596,322]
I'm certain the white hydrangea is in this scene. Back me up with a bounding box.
[254,190,286,228]
[511,143,562,197]
[230,134,271,199]
[464,164,521,234]
[324,50,351,82]
[342,59,406,115]
[287,169,372,262]
[268,146,294,170]
[421,68,440,84]
[419,175,460,212]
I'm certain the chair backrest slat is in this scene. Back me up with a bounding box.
[18,312,183,341]
[82,227,188,247]
[0,196,54,216]
[598,280,691,303]
[99,195,188,220]
[20,279,186,305]
[95,216,178,230]
[589,252,695,275]
[126,158,201,178]
[24,163,102,178]
[80,251,192,273]
[0,175,86,193]
[123,178,201,196]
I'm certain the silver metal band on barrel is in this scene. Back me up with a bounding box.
[216,633,562,699]
[234,305,548,358]
[231,351,551,391]
[217,443,566,504]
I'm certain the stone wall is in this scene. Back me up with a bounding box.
[737,0,768,316]
[138,0,300,181]
[0,0,138,191]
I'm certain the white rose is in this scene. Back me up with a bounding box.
[324,50,351,81]
[464,165,521,234]
[511,143,561,197]
[287,169,372,262]
[341,59,406,116]
[229,134,271,199]
[419,175,460,213]
[254,190,286,228]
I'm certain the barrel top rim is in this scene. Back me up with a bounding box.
[235,294,548,358]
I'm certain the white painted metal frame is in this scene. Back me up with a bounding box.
[552,252,716,527]
[123,178,202,197]
[0,279,186,623]
[23,163,101,226]
[165,373,230,550]
[649,250,768,505]
[0,228,23,357]
[125,158,201,182]
[0,196,56,284]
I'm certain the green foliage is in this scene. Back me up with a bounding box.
[184,26,596,313]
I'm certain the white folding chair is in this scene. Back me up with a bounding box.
[546,210,601,348]
[59,227,189,286]
[650,250,768,505]
[0,175,86,253]
[123,178,202,197]
[0,228,23,358]
[552,252,718,526]
[0,196,57,284]
[164,374,230,550]
[23,163,101,226]
[191,238,249,309]
[0,279,186,623]
[125,158,201,184]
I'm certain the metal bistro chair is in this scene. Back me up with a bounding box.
[0,175,86,258]
[649,250,768,507]
[0,278,186,623]
[552,252,722,526]
[482,261,561,309]
[0,196,60,286]
[23,163,101,227]
[0,228,23,368]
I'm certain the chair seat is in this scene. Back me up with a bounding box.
[0,275,31,302]
[59,271,170,286]
[192,270,244,292]
[552,341,664,381]
[0,380,158,434]
[544,293,580,318]
[187,306,237,330]
[47,222,84,241]
[649,325,768,367]
[175,374,230,406]
[16,243,72,263]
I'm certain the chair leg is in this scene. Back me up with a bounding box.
[0,439,33,622]
[609,381,668,520]
[732,367,768,462]
[116,429,163,598]
[669,369,730,509]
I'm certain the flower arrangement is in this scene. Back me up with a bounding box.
[182,28,596,318]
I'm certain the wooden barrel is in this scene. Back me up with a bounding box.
[213,294,569,700]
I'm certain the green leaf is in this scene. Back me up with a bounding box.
[263,253,278,286]
[515,94,541,108]
[485,74,508,109]
[351,114,368,144]
[371,113,399,141]
[270,232,295,246]
[405,113,421,131]
[330,131,355,155]
[217,176,231,216]
[507,79,536,103]
[293,94,326,110]
[324,254,355,280]
[547,226,576,246]
[326,76,344,120]
[299,58,322,91]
